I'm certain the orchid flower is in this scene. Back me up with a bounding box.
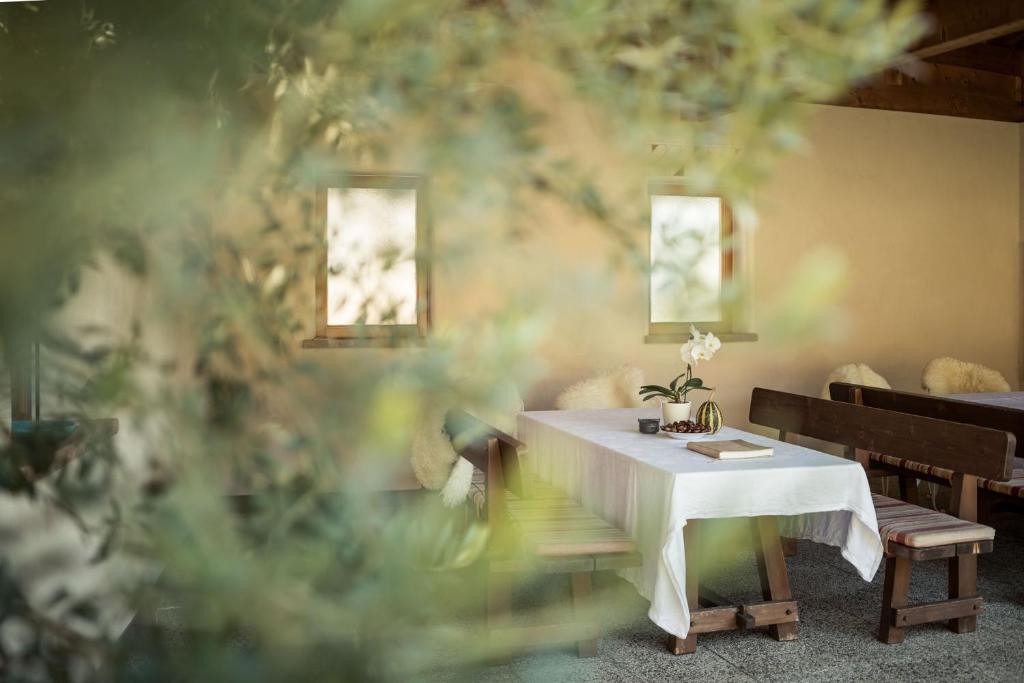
[642,326,720,404]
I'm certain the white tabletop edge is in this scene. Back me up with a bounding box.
[518,408,862,475]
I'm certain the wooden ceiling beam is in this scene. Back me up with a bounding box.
[913,0,1024,60]
[927,42,1024,77]
[835,63,1024,122]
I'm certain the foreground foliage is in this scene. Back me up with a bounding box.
[0,1,922,680]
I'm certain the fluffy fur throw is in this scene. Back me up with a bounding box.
[554,365,646,410]
[922,357,1010,395]
[411,408,460,492]
[440,457,475,507]
[410,383,524,507]
[820,363,891,399]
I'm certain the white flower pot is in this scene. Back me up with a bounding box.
[661,401,692,424]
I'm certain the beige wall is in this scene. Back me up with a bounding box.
[622,106,1019,425]
[1019,118,1024,388]
[737,105,1020,421]
[298,105,1021,430]
[51,104,1017,437]
[409,104,1021,427]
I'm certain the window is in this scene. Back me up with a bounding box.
[646,181,754,342]
[305,174,431,347]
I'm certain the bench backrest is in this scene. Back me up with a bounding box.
[443,409,525,523]
[829,382,1024,461]
[749,387,1015,481]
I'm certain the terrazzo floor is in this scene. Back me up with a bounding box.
[435,510,1024,683]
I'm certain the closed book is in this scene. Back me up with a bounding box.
[687,439,773,460]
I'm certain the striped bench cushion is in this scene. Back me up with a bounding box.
[980,457,1024,498]
[872,452,953,480]
[869,454,1024,498]
[873,494,994,549]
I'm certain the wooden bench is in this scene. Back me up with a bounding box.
[444,409,641,657]
[750,388,1014,643]
[830,382,1024,518]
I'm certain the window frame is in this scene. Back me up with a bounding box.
[645,180,754,343]
[309,172,432,346]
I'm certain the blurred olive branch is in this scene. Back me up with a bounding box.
[0,1,923,680]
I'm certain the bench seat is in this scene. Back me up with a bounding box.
[874,494,994,550]
[443,409,642,659]
[506,479,638,560]
[872,454,1024,499]
[749,387,1014,644]
[469,468,641,571]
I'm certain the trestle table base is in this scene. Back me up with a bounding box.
[669,516,800,655]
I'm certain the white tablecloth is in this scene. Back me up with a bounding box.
[517,408,883,638]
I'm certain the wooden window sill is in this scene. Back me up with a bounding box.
[301,336,426,349]
[645,332,758,344]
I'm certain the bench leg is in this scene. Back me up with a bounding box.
[486,570,512,661]
[671,520,701,655]
[878,556,912,644]
[948,555,978,634]
[570,572,598,657]
[978,493,995,525]
[487,572,511,626]
[898,474,919,505]
[753,516,798,641]
[781,536,799,557]
[948,473,980,634]
[949,473,979,522]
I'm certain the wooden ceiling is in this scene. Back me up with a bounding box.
[835,0,1024,122]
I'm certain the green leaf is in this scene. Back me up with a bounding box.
[669,372,687,392]
[682,377,704,389]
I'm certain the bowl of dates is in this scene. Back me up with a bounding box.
[661,420,710,440]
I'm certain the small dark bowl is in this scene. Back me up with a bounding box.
[638,418,660,434]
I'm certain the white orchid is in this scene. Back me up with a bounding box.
[678,341,697,364]
[642,326,720,405]
[680,326,720,366]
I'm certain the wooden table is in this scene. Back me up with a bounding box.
[517,408,882,654]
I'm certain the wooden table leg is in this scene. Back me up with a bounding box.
[670,520,701,655]
[752,516,798,641]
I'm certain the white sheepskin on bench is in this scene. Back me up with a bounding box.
[410,383,523,507]
[554,365,645,410]
[922,357,1011,395]
[820,363,890,399]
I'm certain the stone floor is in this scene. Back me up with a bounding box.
[437,510,1024,682]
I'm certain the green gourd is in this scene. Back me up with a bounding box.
[696,395,723,434]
